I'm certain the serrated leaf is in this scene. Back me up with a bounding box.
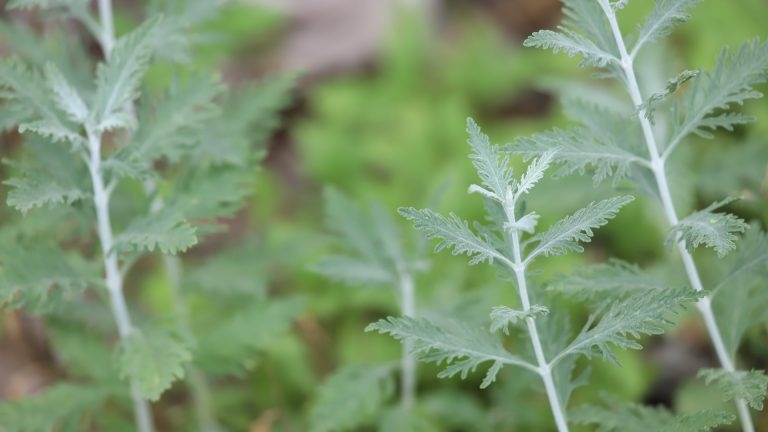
[399,207,505,266]
[195,298,303,374]
[549,259,667,301]
[525,195,634,262]
[641,69,699,124]
[128,74,224,162]
[524,0,620,67]
[515,150,557,199]
[466,118,515,201]
[668,38,768,153]
[113,208,197,255]
[525,29,618,67]
[185,242,269,298]
[553,286,699,366]
[0,383,111,432]
[489,305,549,335]
[309,364,395,432]
[117,327,192,401]
[92,18,161,131]
[0,244,96,312]
[44,62,88,123]
[572,398,733,432]
[631,0,702,56]
[169,166,254,224]
[366,316,536,389]
[699,369,768,410]
[668,199,747,257]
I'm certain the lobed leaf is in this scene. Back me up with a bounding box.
[524,29,618,67]
[631,0,702,56]
[549,259,667,301]
[525,196,634,262]
[117,327,193,401]
[699,369,768,410]
[466,117,514,200]
[489,305,549,335]
[668,198,747,257]
[366,316,536,389]
[113,208,197,255]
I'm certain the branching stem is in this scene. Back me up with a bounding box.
[503,202,569,432]
[599,3,754,430]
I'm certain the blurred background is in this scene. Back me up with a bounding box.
[0,0,767,430]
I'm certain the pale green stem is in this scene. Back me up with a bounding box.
[397,269,416,410]
[503,201,569,432]
[599,3,754,430]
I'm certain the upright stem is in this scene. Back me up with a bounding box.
[89,1,154,431]
[162,255,222,432]
[599,3,754,430]
[504,205,569,432]
[398,270,417,410]
[86,129,155,432]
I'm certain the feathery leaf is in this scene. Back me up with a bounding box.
[668,199,747,257]
[113,208,197,255]
[631,0,702,55]
[699,369,768,410]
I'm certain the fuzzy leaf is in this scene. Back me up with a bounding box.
[309,364,395,432]
[169,167,254,224]
[668,38,768,153]
[6,0,87,10]
[515,150,557,198]
[44,62,88,123]
[525,196,634,261]
[668,199,747,257]
[699,369,768,410]
[554,286,699,366]
[312,255,394,286]
[572,399,733,432]
[549,259,667,301]
[489,305,549,335]
[641,69,700,123]
[525,29,618,67]
[466,117,514,200]
[399,207,505,266]
[0,383,111,432]
[366,316,536,388]
[0,244,96,312]
[113,208,197,255]
[631,0,702,55]
[117,327,193,401]
[92,18,161,131]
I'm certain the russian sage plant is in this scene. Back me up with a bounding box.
[310,188,427,431]
[518,0,768,430]
[367,119,700,431]
[0,0,298,430]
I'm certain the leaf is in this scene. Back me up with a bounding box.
[466,117,514,200]
[668,199,747,257]
[0,57,80,143]
[312,255,394,286]
[524,29,618,67]
[554,286,699,366]
[113,208,197,255]
[195,298,303,375]
[0,244,96,312]
[641,69,700,124]
[168,166,254,224]
[515,150,557,198]
[366,316,536,389]
[525,196,634,262]
[0,383,111,432]
[309,364,395,432]
[128,74,224,162]
[699,369,768,410]
[185,242,269,298]
[549,259,667,301]
[668,38,768,152]
[92,17,161,131]
[524,0,619,67]
[117,327,193,401]
[711,226,768,357]
[6,0,87,10]
[572,398,734,432]
[631,0,702,55]
[489,305,549,335]
[399,207,505,266]
[511,122,645,187]
[44,62,88,123]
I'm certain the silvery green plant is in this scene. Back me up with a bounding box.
[516,0,768,430]
[367,119,702,431]
[0,0,298,430]
[309,188,428,431]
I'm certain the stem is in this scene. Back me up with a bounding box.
[163,255,222,432]
[398,270,417,410]
[504,204,569,432]
[89,1,155,431]
[86,128,155,432]
[599,3,754,431]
